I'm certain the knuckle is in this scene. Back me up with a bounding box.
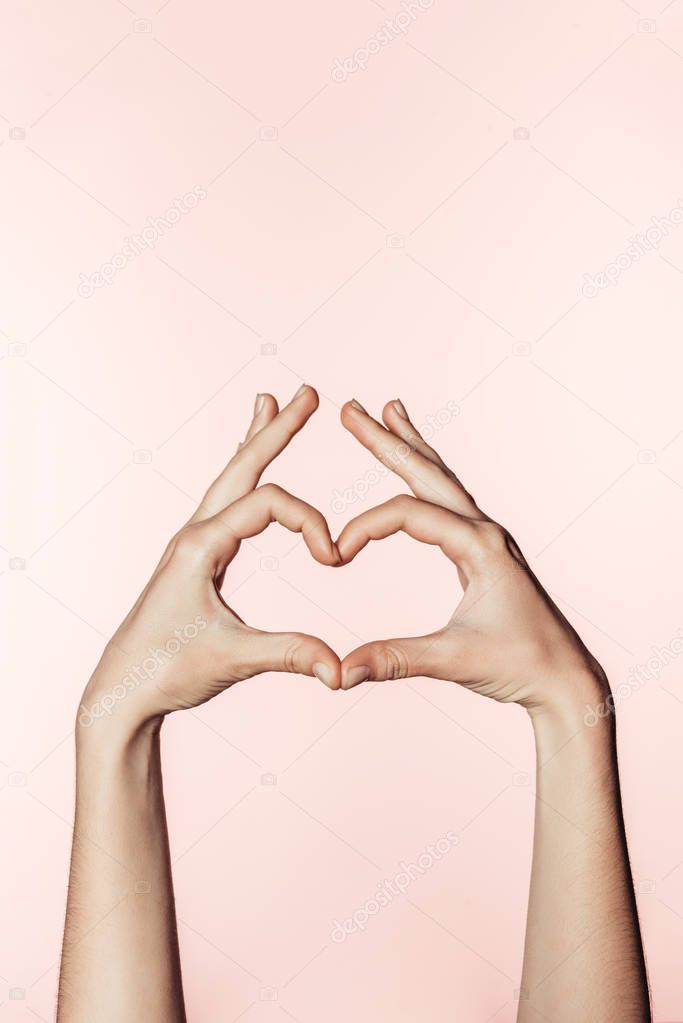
[172,524,209,562]
[378,643,409,681]
[303,514,324,539]
[392,494,416,512]
[283,634,304,674]
[305,505,325,527]
[471,519,509,559]
[161,534,178,561]
[257,482,282,500]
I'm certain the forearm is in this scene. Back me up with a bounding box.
[58,718,185,1023]
[518,687,649,1022]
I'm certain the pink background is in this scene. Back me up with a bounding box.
[3,1,683,1019]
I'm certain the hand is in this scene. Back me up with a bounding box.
[78,385,342,737]
[337,398,609,715]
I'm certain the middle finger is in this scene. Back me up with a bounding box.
[340,399,482,517]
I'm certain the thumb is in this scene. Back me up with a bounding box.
[341,632,452,689]
[238,628,342,690]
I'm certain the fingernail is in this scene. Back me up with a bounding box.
[293,383,308,399]
[254,393,265,415]
[350,399,367,413]
[343,665,370,689]
[313,662,335,688]
[393,399,408,420]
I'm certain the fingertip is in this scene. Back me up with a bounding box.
[255,393,279,429]
[341,402,370,443]
[312,660,342,690]
[308,533,342,567]
[259,392,279,415]
[340,400,353,421]
[382,398,408,424]
[341,398,366,420]
[334,538,356,566]
[292,383,319,411]
[334,524,365,565]
[242,392,279,444]
[341,663,372,690]
[307,386,320,412]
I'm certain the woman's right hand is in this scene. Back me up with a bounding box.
[78,385,342,739]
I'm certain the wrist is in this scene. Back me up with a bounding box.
[76,664,166,752]
[527,671,616,761]
[75,699,163,766]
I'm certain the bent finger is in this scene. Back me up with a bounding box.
[205,483,340,568]
[336,494,477,573]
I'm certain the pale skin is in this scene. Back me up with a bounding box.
[338,397,650,1022]
[57,386,650,1023]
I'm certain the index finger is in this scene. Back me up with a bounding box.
[336,493,478,576]
[202,483,341,568]
[340,400,481,517]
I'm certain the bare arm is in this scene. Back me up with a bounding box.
[59,722,184,1022]
[520,702,648,1021]
[58,386,342,1022]
[337,396,650,1022]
